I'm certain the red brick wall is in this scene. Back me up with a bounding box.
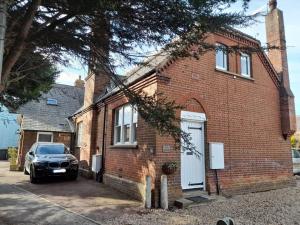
[74,109,99,169]
[155,33,294,199]
[103,83,157,183]
[17,130,72,168]
[78,33,294,205]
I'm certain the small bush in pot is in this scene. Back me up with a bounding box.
[162,161,178,175]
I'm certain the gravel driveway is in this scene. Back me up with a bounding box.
[109,179,300,225]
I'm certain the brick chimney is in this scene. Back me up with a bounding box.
[265,0,296,138]
[83,71,110,108]
[83,15,111,108]
[74,75,85,89]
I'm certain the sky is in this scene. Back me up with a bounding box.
[56,0,300,115]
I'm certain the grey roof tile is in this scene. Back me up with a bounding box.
[18,84,84,132]
[95,51,169,103]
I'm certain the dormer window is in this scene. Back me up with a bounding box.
[47,98,58,105]
[241,53,251,77]
[216,43,228,71]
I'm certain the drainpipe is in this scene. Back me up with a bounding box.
[99,103,107,182]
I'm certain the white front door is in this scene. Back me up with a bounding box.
[181,119,205,190]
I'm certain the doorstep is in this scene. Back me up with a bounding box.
[175,189,226,209]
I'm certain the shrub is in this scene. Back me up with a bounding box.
[7,147,18,165]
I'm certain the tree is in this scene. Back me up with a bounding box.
[2,0,256,150]
[3,0,253,92]
[0,49,58,110]
[291,135,300,149]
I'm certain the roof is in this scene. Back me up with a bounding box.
[18,84,84,133]
[95,28,277,104]
[95,51,169,103]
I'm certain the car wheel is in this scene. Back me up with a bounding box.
[24,167,29,175]
[30,166,38,184]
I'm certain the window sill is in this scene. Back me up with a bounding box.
[109,144,138,149]
[215,68,254,81]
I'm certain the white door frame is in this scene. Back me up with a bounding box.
[181,111,207,190]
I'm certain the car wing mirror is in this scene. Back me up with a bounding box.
[29,152,34,156]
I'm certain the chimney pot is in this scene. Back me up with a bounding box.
[74,75,85,89]
[269,0,277,11]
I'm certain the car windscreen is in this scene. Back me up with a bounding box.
[36,145,67,154]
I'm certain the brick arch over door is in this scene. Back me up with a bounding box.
[177,93,208,116]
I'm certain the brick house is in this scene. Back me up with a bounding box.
[297,116,300,133]
[295,116,300,149]
[72,1,296,205]
[17,83,84,167]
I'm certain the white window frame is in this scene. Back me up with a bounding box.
[76,122,83,147]
[240,53,251,77]
[215,43,228,71]
[114,104,138,145]
[37,132,53,142]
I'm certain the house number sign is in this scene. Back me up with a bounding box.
[162,144,172,152]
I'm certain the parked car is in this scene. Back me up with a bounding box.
[292,149,300,175]
[24,142,79,183]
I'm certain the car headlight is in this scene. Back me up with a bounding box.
[34,161,48,166]
[70,159,78,165]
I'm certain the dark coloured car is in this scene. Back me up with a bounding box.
[292,149,300,175]
[24,142,79,183]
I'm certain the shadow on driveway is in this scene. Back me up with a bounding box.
[0,161,142,223]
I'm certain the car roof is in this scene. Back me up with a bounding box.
[36,142,65,146]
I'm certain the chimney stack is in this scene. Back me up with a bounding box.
[265,0,296,138]
[74,75,85,89]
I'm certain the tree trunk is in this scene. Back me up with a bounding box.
[0,0,41,91]
[0,0,7,91]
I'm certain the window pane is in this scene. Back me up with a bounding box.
[216,50,223,68]
[47,98,58,105]
[216,44,227,70]
[115,108,122,126]
[123,105,132,124]
[133,123,137,142]
[241,54,250,76]
[38,134,52,142]
[115,126,121,143]
[133,108,138,123]
[114,104,138,144]
[123,125,130,142]
[76,122,83,146]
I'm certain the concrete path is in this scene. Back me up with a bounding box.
[0,161,142,225]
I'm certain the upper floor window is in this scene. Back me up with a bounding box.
[216,43,228,71]
[47,98,58,106]
[114,104,137,145]
[76,122,83,146]
[241,53,251,77]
